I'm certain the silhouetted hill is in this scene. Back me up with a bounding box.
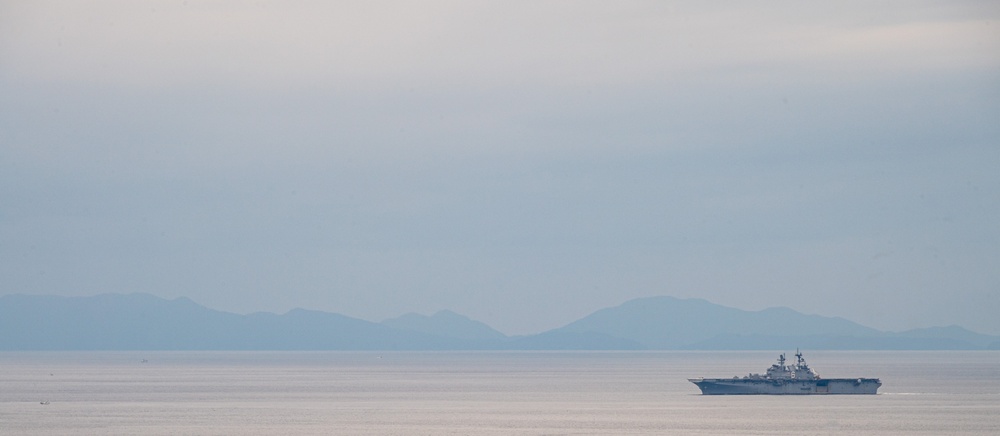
[886,325,998,349]
[0,293,469,350]
[553,296,880,349]
[546,296,999,350]
[382,310,507,342]
[0,293,240,349]
[2,293,997,350]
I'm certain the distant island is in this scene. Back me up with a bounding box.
[1,293,997,351]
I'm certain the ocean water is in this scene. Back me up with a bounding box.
[1,351,997,435]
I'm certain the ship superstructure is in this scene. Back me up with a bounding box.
[688,350,881,395]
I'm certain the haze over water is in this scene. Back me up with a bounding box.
[2,3,998,432]
[3,351,998,435]
[3,1,999,337]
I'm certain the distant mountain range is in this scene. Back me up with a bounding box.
[1,293,998,350]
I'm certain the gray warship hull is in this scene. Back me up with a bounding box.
[689,351,881,395]
[689,377,881,395]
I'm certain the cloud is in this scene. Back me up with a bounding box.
[1,1,998,335]
[3,1,996,90]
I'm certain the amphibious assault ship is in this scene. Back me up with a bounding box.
[688,350,881,395]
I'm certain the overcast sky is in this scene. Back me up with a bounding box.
[2,1,998,335]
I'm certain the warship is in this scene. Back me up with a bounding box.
[688,350,881,395]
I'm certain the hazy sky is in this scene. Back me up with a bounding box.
[2,1,998,335]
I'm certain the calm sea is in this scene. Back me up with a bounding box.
[1,351,997,435]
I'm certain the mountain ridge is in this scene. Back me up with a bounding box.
[1,293,996,350]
